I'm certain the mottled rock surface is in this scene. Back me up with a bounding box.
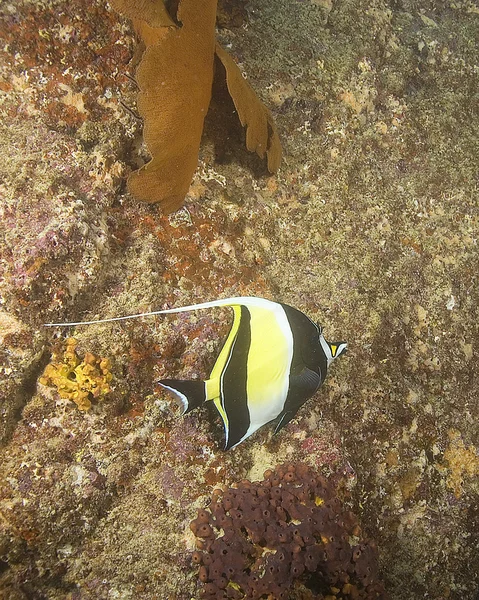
[0,0,478,599]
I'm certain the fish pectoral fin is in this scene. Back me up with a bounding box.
[159,379,207,414]
[290,366,321,396]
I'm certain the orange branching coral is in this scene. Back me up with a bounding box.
[215,43,282,173]
[110,0,217,213]
[110,0,282,213]
[39,338,112,411]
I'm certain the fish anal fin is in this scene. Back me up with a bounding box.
[159,379,206,414]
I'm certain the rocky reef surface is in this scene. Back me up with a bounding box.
[0,0,478,598]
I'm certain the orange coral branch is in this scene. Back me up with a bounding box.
[125,0,218,213]
[110,0,282,213]
[215,43,282,173]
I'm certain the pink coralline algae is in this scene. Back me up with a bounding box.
[190,463,387,600]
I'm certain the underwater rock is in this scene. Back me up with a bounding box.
[0,312,43,444]
[1,0,479,598]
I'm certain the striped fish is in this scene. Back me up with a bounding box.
[45,296,347,449]
[157,297,346,448]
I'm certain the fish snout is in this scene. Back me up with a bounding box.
[328,341,348,360]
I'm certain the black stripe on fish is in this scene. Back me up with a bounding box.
[220,305,252,450]
[280,303,327,379]
[271,303,329,434]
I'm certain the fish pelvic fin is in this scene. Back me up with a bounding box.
[159,379,207,414]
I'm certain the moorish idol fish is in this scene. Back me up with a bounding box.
[45,297,347,449]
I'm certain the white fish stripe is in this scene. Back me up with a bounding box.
[158,383,189,414]
[242,303,293,442]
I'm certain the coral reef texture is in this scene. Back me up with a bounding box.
[0,0,478,599]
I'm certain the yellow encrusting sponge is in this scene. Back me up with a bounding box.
[39,338,112,410]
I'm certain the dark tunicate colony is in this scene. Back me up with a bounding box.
[190,463,387,599]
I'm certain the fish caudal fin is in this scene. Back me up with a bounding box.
[159,379,207,414]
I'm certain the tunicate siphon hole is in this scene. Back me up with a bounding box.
[204,582,218,595]
[216,576,228,589]
[203,553,212,565]
[271,486,282,498]
[263,469,273,479]
[297,489,308,502]
[303,534,314,545]
[209,561,222,578]
[197,509,210,523]
[190,520,199,534]
[211,489,222,502]
[217,514,228,525]
[199,565,209,582]
[278,531,288,543]
[192,551,202,564]
[197,523,213,538]
[291,561,304,577]
[284,471,295,482]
